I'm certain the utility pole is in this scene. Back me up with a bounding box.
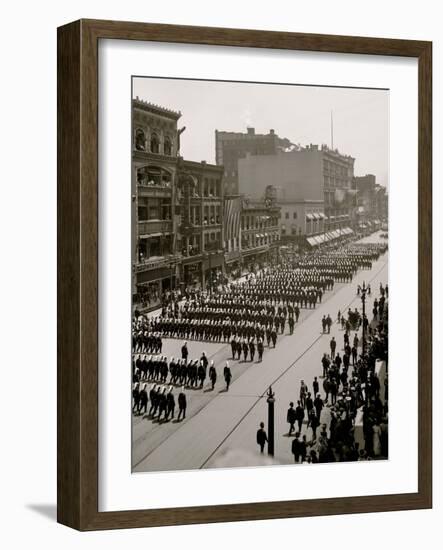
[360,281,368,356]
[266,386,275,456]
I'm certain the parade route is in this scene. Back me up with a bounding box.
[133,232,388,472]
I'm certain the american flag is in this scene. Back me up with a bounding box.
[224,196,242,242]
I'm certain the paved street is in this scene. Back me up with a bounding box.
[133,232,388,472]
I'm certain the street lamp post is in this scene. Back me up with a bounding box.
[360,281,368,356]
[266,386,275,456]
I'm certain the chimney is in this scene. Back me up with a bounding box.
[269,129,275,135]
[247,127,255,135]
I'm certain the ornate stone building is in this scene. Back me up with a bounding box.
[132,99,182,308]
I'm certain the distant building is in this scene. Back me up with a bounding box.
[215,127,294,195]
[238,144,355,232]
[354,174,388,230]
[240,197,281,268]
[223,194,281,273]
[279,199,326,240]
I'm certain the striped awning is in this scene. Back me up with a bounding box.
[306,213,314,220]
[306,236,318,246]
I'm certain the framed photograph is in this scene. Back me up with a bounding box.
[57,19,432,530]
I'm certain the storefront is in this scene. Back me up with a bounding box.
[134,264,176,310]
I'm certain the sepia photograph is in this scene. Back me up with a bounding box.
[131,77,389,473]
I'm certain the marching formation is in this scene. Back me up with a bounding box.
[132,234,389,466]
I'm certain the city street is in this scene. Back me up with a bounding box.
[133,231,388,472]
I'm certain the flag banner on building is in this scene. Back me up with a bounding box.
[224,196,242,243]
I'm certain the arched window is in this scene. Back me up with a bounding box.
[164,136,172,156]
[150,133,160,153]
[135,128,146,151]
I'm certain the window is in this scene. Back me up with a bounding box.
[285,212,289,219]
[138,205,148,221]
[293,212,297,219]
[135,128,145,151]
[164,136,172,156]
[149,207,160,220]
[150,133,160,154]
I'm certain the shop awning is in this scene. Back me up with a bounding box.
[306,213,314,220]
[312,213,321,220]
[139,232,163,239]
[306,236,318,246]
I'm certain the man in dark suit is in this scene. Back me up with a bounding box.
[181,341,189,361]
[249,339,256,362]
[256,422,268,453]
[257,338,264,362]
[291,432,302,463]
[177,387,187,421]
[138,383,148,415]
[166,386,175,420]
[295,400,305,432]
[330,337,337,359]
[287,402,297,435]
[223,362,232,391]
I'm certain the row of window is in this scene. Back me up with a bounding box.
[135,128,173,156]
[241,216,279,230]
[179,232,222,257]
[137,166,172,187]
[284,211,298,220]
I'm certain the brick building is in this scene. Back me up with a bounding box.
[215,127,294,195]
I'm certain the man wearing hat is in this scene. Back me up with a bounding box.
[177,386,187,421]
[138,383,148,415]
[223,362,232,391]
[166,386,175,421]
[256,422,268,454]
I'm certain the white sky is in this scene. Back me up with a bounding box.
[133,77,389,187]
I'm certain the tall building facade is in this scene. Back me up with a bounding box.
[215,127,294,195]
[354,174,388,228]
[240,197,281,269]
[132,99,225,307]
[321,145,356,231]
[223,194,281,274]
[238,144,355,233]
[132,99,182,309]
[177,159,225,289]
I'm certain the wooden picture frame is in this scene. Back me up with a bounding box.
[57,19,432,530]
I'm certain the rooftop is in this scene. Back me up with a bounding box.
[133,97,182,120]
